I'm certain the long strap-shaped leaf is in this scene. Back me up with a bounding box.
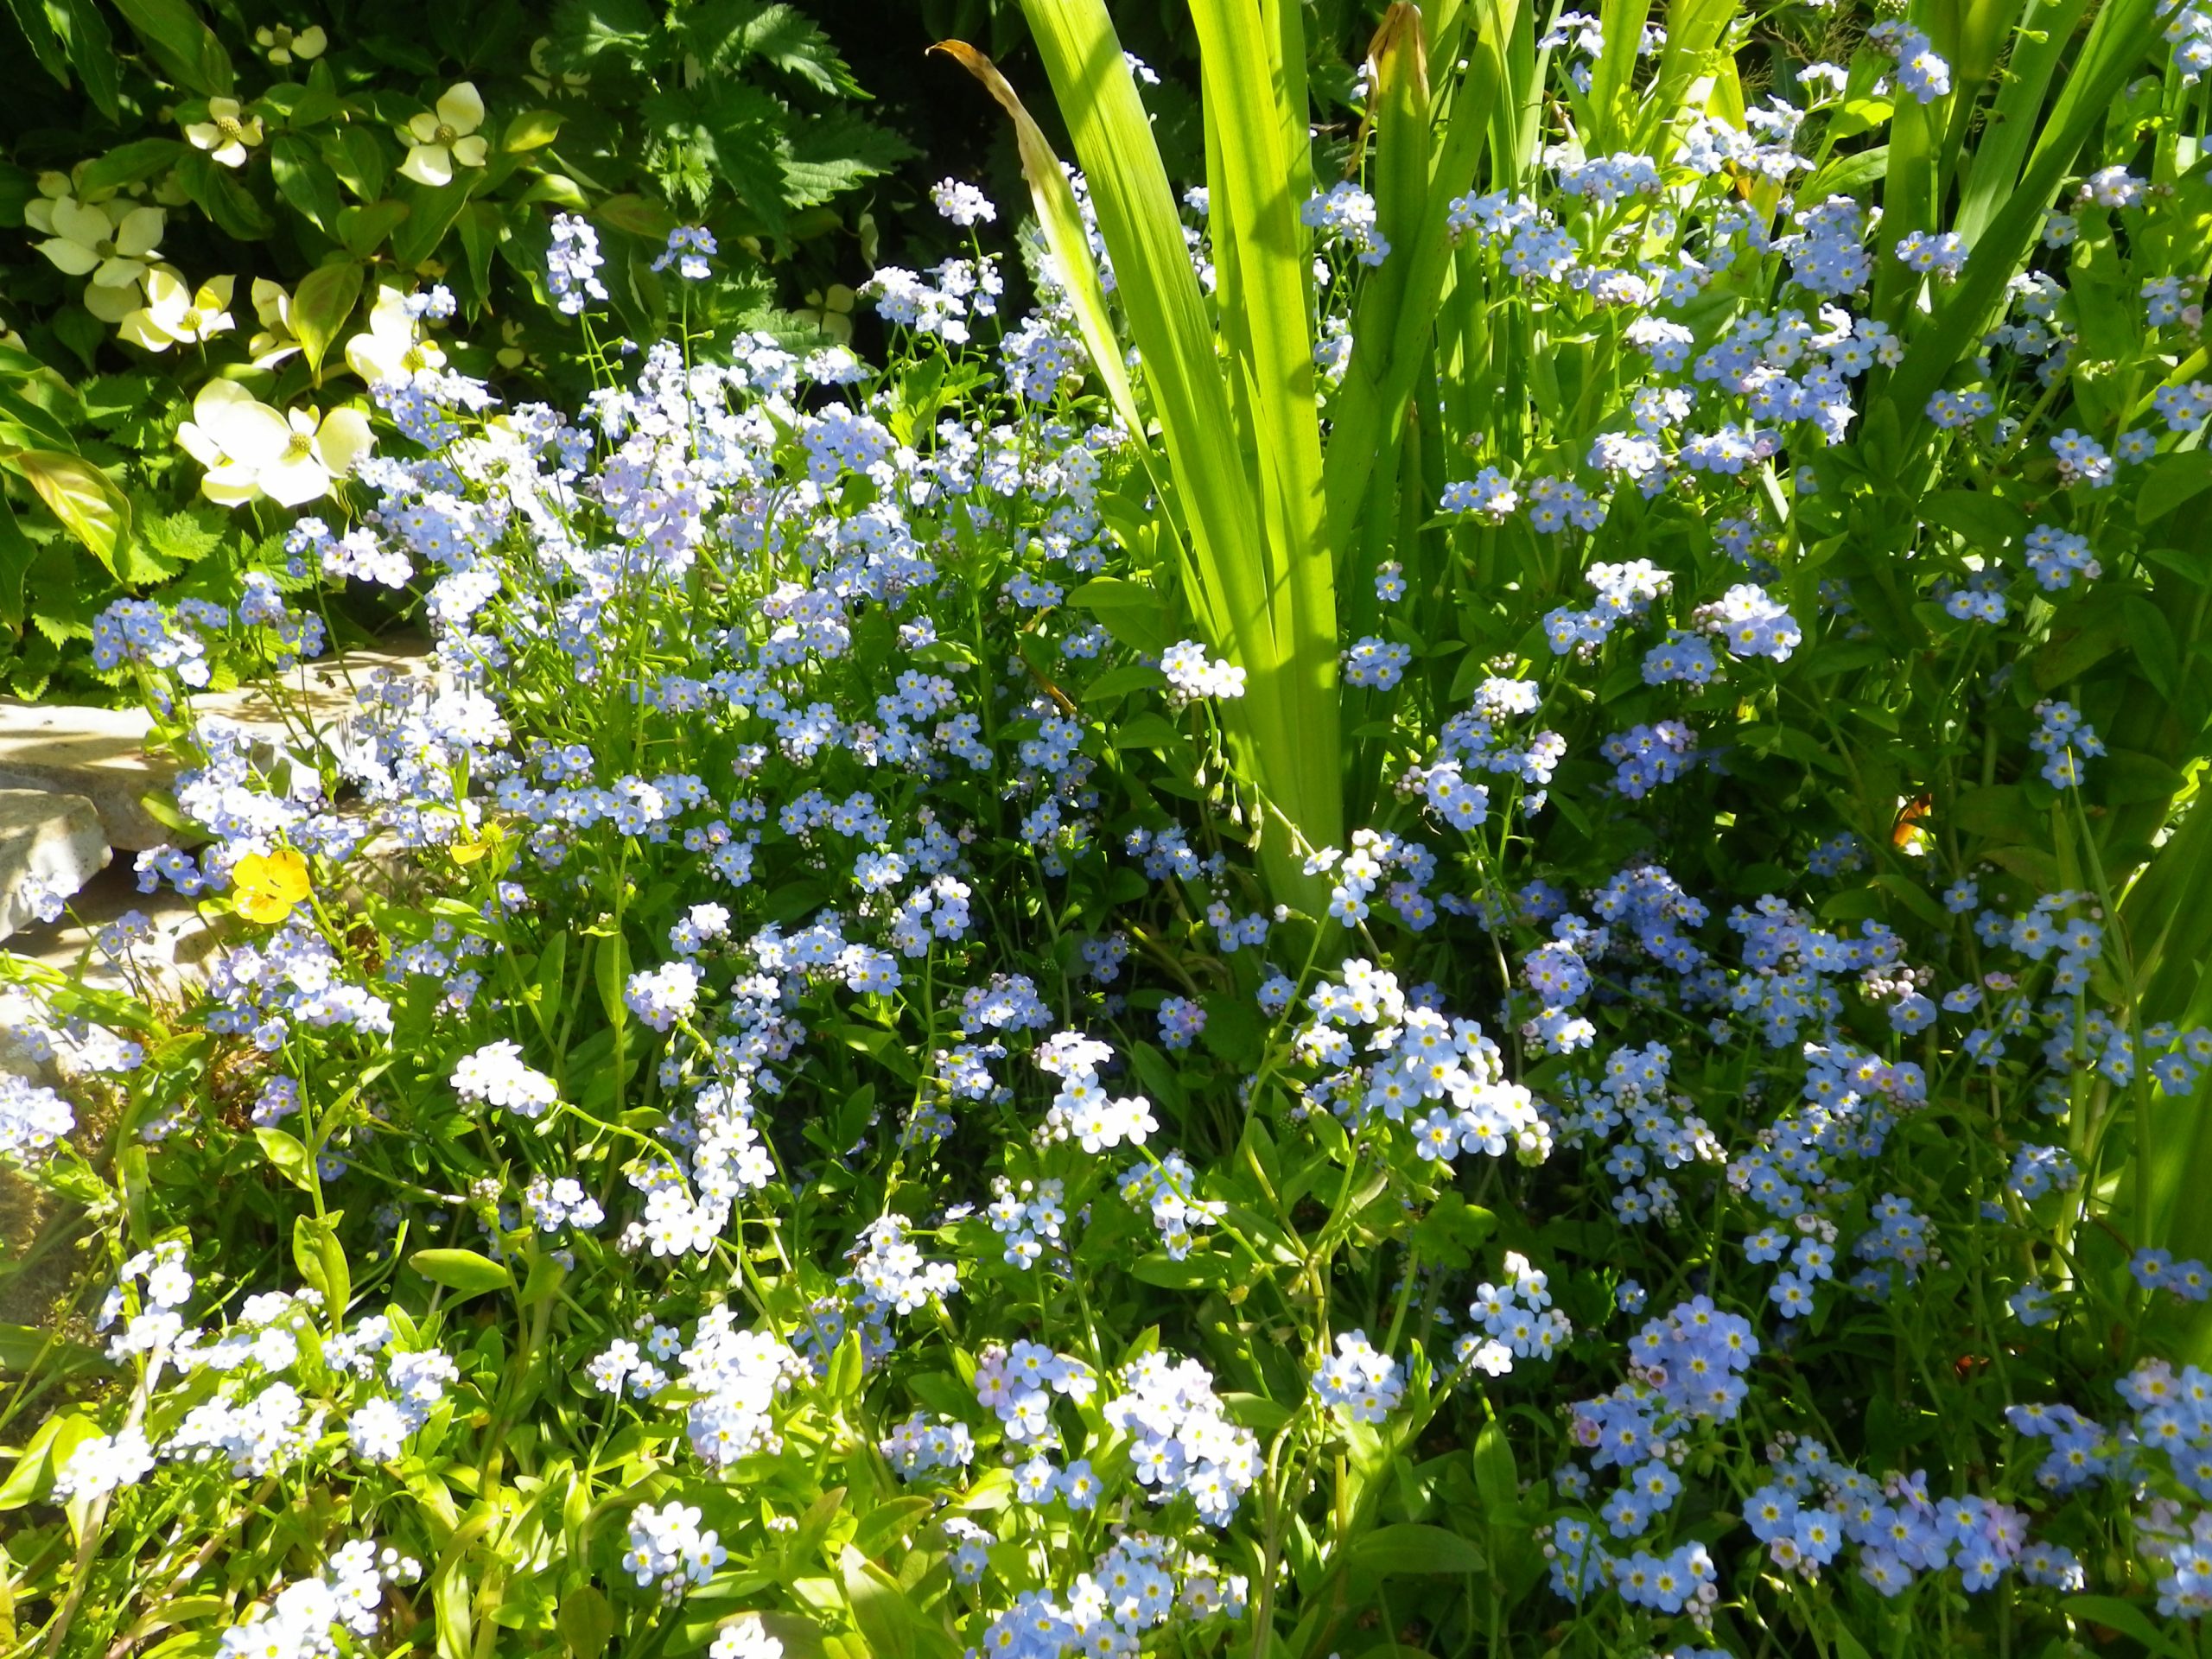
[972,0,1347,899]
[1323,0,1522,563]
[1880,0,2158,429]
[1188,0,1338,848]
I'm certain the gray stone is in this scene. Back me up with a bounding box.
[0,701,177,850]
[5,858,217,995]
[0,789,110,941]
[0,641,433,850]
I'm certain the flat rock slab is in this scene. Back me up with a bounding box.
[0,643,432,850]
[0,790,110,941]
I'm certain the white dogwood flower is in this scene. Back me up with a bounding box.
[399,84,489,188]
[248,278,302,366]
[34,198,166,289]
[254,22,327,63]
[185,98,265,168]
[179,380,374,508]
[118,270,236,351]
[344,285,447,384]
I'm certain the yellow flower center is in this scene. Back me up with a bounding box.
[284,431,315,461]
[181,308,203,332]
[434,124,460,147]
[216,116,245,142]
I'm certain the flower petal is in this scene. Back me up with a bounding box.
[450,134,489,169]
[36,237,101,276]
[399,144,453,188]
[114,207,166,259]
[198,461,266,507]
[118,309,177,352]
[259,449,333,507]
[50,198,110,247]
[315,407,375,478]
[436,81,485,135]
[93,257,150,289]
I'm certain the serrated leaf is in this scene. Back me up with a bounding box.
[778,110,911,209]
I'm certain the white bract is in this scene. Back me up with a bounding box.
[177,380,374,509]
[119,270,237,351]
[345,285,448,385]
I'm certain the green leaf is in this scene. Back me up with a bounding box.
[407,1248,514,1299]
[293,1213,352,1317]
[270,135,343,234]
[254,1125,317,1192]
[547,0,656,65]
[1918,488,2027,550]
[839,1548,917,1659]
[390,176,475,270]
[1350,1523,1485,1577]
[79,139,187,198]
[176,151,275,240]
[1067,577,1174,656]
[1110,712,1184,751]
[594,193,679,243]
[291,261,364,378]
[2140,451,2212,524]
[327,128,391,204]
[1472,1418,1519,1520]
[8,451,130,576]
[556,1586,613,1659]
[54,0,122,120]
[685,0,861,93]
[992,0,1343,904]
[111,0,233,92]
[503,110,563,153]
[2062,1596,2191,1659]
[849,1497,935,1560]
[778,111,911,209]
[335,201,410,258]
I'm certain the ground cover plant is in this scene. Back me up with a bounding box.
[5,0,2212,1655]
[0,0,906,701]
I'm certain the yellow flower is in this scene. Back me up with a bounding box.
[185,97,265,168]
[399,83,489,188]
[118,270,236,351]
[232,849,311,924]
[450,822,508,866]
